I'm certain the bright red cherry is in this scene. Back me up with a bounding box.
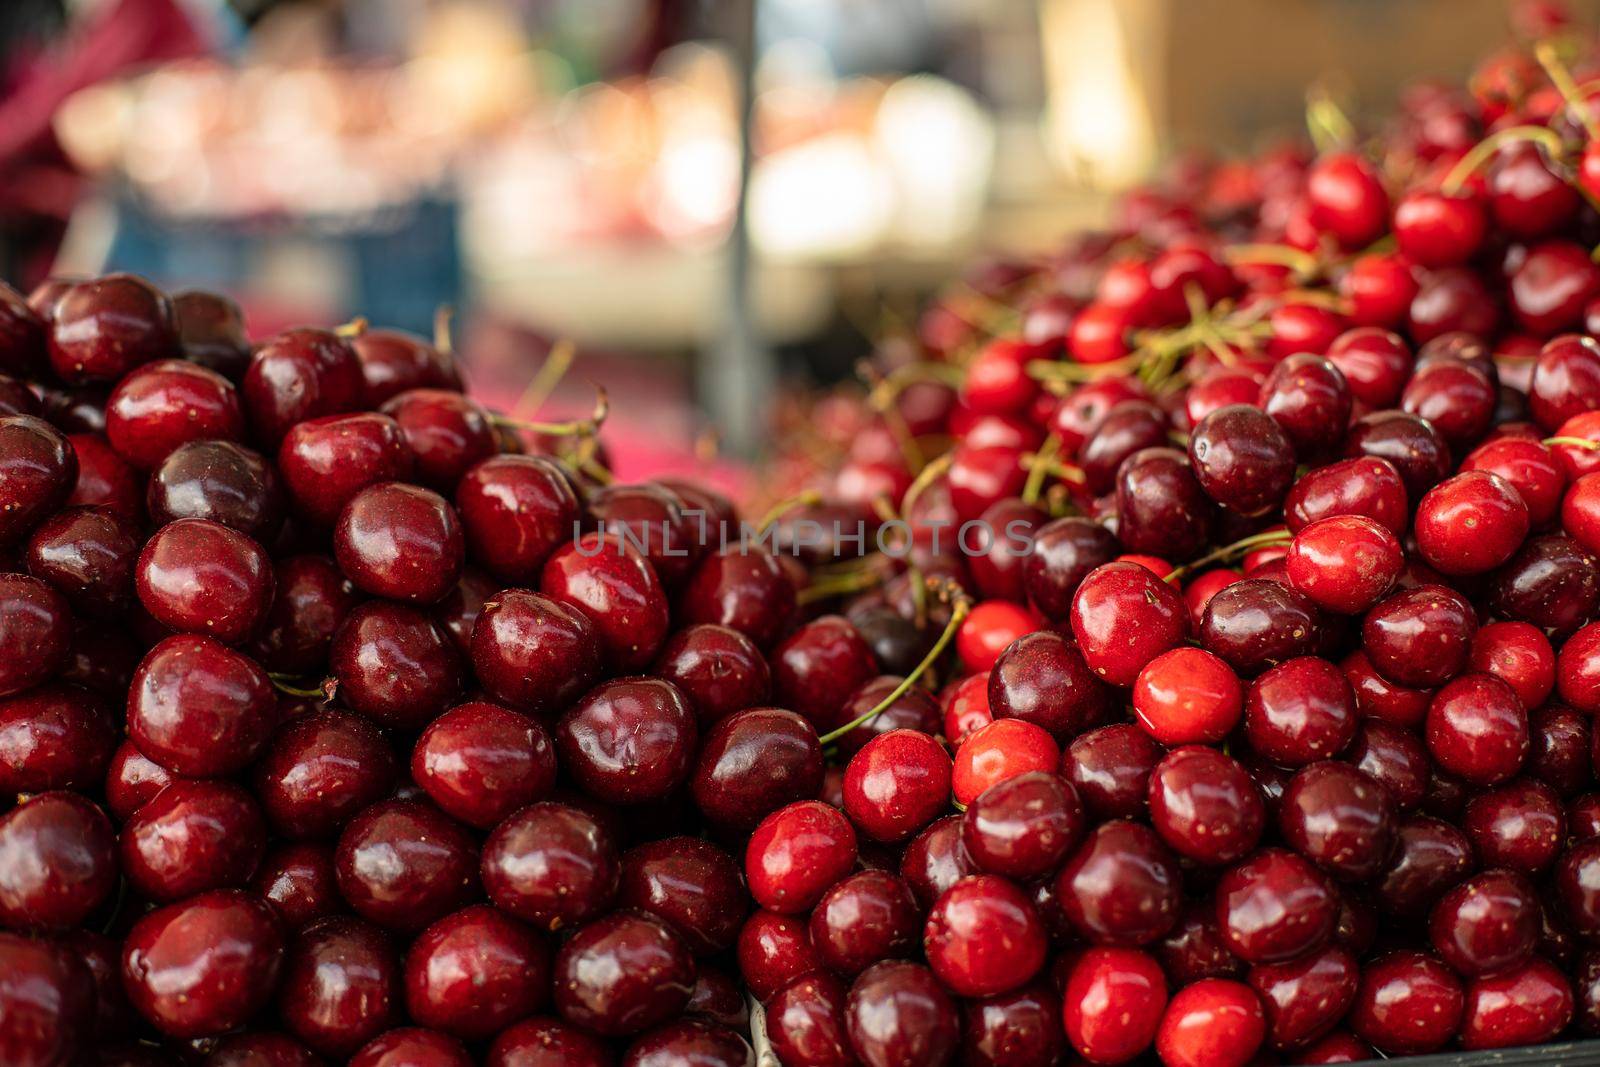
[1071,561,1188,686]
[950,719,1058,806]
[843,729,953,843]
[745,801,858,914]
[1286,515,1402,614]
[1063,946,1168,1064]
[1155,978,1267,1067]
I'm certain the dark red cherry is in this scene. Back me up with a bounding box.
[469,589,602,715]
[773,615,879,728]
[0,573,71,697]
[250,555,359,675]
[589,481,703,586]
[135,518,273,644]
[767,973,854,1067]
[1344,410,1451,500]
[1189,405,1296,516]
[147,439,283,539]
[679,545,797,649]
[0,682,117,793]
[806,869,919,977]
[1464,778,1565,873]
[254,709,398,839]
[1116,447,1213,560]
[482,801,618,931]
[0,280,48,378]
[1460,956,1574,1049]
[349,328,458,406]
[487,1017,612,1067]
[555,677,695,805]
[845,961,960,1067]
[253,843,340,931]
[1201,579,1323,676]
[19,509,131,625]
[0,415,76,549]
[378,389,493,490]
[961,770,1083,880]
[1063,723,1162,820]
[334,482,464,604]
[1279,761,1393,881]
[738,909,825,1001]
[1259,355,1352,459]
[242,328,362,447]
[0,933,94,1067]
[410,701,554,829]
[554,911,694,1037]
[454,454,580,583]
[1056,819,1181,946]
[1248,944,1359,1051]
[0,792,115,930]
[277,916,401,1057]
[541,534,669,671]
[1349,951,1463,1054]
[128,634,275,776]
[277,413,415,527]
[1216,848,1336,964]
[1149,746,1265,864]
[618,836,749,955]
[329,602,463,729]
[65,431,139,520]
[692,707,824,830]
[1284,456,1408,538]
[350,1028,471,1067]
[105,360,244,471]
[403,904,549,1040]
[1429,869,1539,978]
[120,890,284,1039]
[652,623,770,726]
[170,288,248,379]
[1021,516,1119,621]
[48,274,175,385]
[1344,720,1429,810]
[334,799,477,931]
[1492,534,1600,635]
[1243,657,1357,766]
[1362,583,1477,688]
[120,779,266,901]
[900,816,978,911]
[989,629,1109,739]
[1375,815,1475,917]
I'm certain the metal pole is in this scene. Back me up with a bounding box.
[703,0,773,458]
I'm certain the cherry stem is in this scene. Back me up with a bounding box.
[798,566,886,605]
[269,673,335,701]
[433,306,455,356]
[818,583,972,745]
[1222,244,1321,278]
[1545,435,1600,450]
[334,316,368,340]
[494,387,609,438]
[1440,124,1568,195]
[1536,40,1600,140]
[757,489,824,531]
[511,339,577,418]
[1166,528,1293,584]
[1305,84,1357,154]
[1022,434,1062,505]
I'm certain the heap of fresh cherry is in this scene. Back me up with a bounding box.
[23,10,1600,1067]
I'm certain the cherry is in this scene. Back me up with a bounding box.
[1155,978,1266,1067]
[1063,722,1163,820]
[350,1028,472,1067]
[170,288,248,379]
[253,709,397,839]
[277,413,415,527]
[1531,334,1600,430]
[955,600,1037,673]
[541,534,670,670]
[0,280,48,378]
[1061,946,1167,1064]
[1259,355,1353,459]
[65,431,140,519]
[1201,579,1323,676]
[128,634,275,776]
[553,912,694,1037]
[1056,819,1180,946]
[843,729,952,843]
[555,677,696,805]
[951,719,1059,806]
[1343,410,1452,500]
[738,908,825,1001]
[469,589,601,716]
[1528,704,1591,797]
[376,389,493,490]
[924,874,1047,998]
[806,869,919,976]
[1463,436,1564,529]
[1394,188,1488,267]
[0,415,77,549]
[845,960,960,1067]
[1078,401,1169,494]
[1415,470,1530,576]
[148,439,284,538]
[1022,516,1119,621]
[1216,848,1336,964]
[48,274,176,385]
[1344,720,1430,810]
[1148,746,1265,864]
[1247,944,1359,1052]
[1429,868,1539,978]
[105,360,245,471]
[0,933,94,1067]
[243,328,363,447]
[1189,405,1297,516]
[773,615,879,727]
[403,904,548,1040]
[958,982,1064,1067]
[334,798,478,931]
[1461,956,1575,1049]
[277,916,401,1056]
[1469,776,1567,873]
[1468,621,1555,711]
[1308,152,1389,249]
[1510,240,1600,336]
[0,792,115,930]
[767,973,853,1067]
[250,555,359,674]
[614,836,747,956]
[1362,583,1477,688]
[900,815,979,910]
[332,482,464,604]
[1425,672,1528,785]
[1408,265,1500,342]
[648,624,769,728]
[349,328,458,406]
[1158,897,1243,984]
[487,1017,613,1067]
[621,1019,751,1067]
[120,778,265,901]
[744,800,857,914]
[0,573,70,697]
[253,843,340,931]
[135,518,274,644]
[329,601,463,729]
[120,889,284,1038]
[481,801,618,931]
[986,631,1105,741]
[1279,761,1394,881]
[1490,534,1600,634]
[1244,656,1357,766]
[960,769,1082,880]
[1115,447,1214,560]
[0,682,117,793]
[411,701,555,829]
[1069,561,1188,685]
[1375,814,1475,917]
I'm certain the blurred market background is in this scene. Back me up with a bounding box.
[3,0,1596,485]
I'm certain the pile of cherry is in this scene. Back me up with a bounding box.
[28,22,1600,1067]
